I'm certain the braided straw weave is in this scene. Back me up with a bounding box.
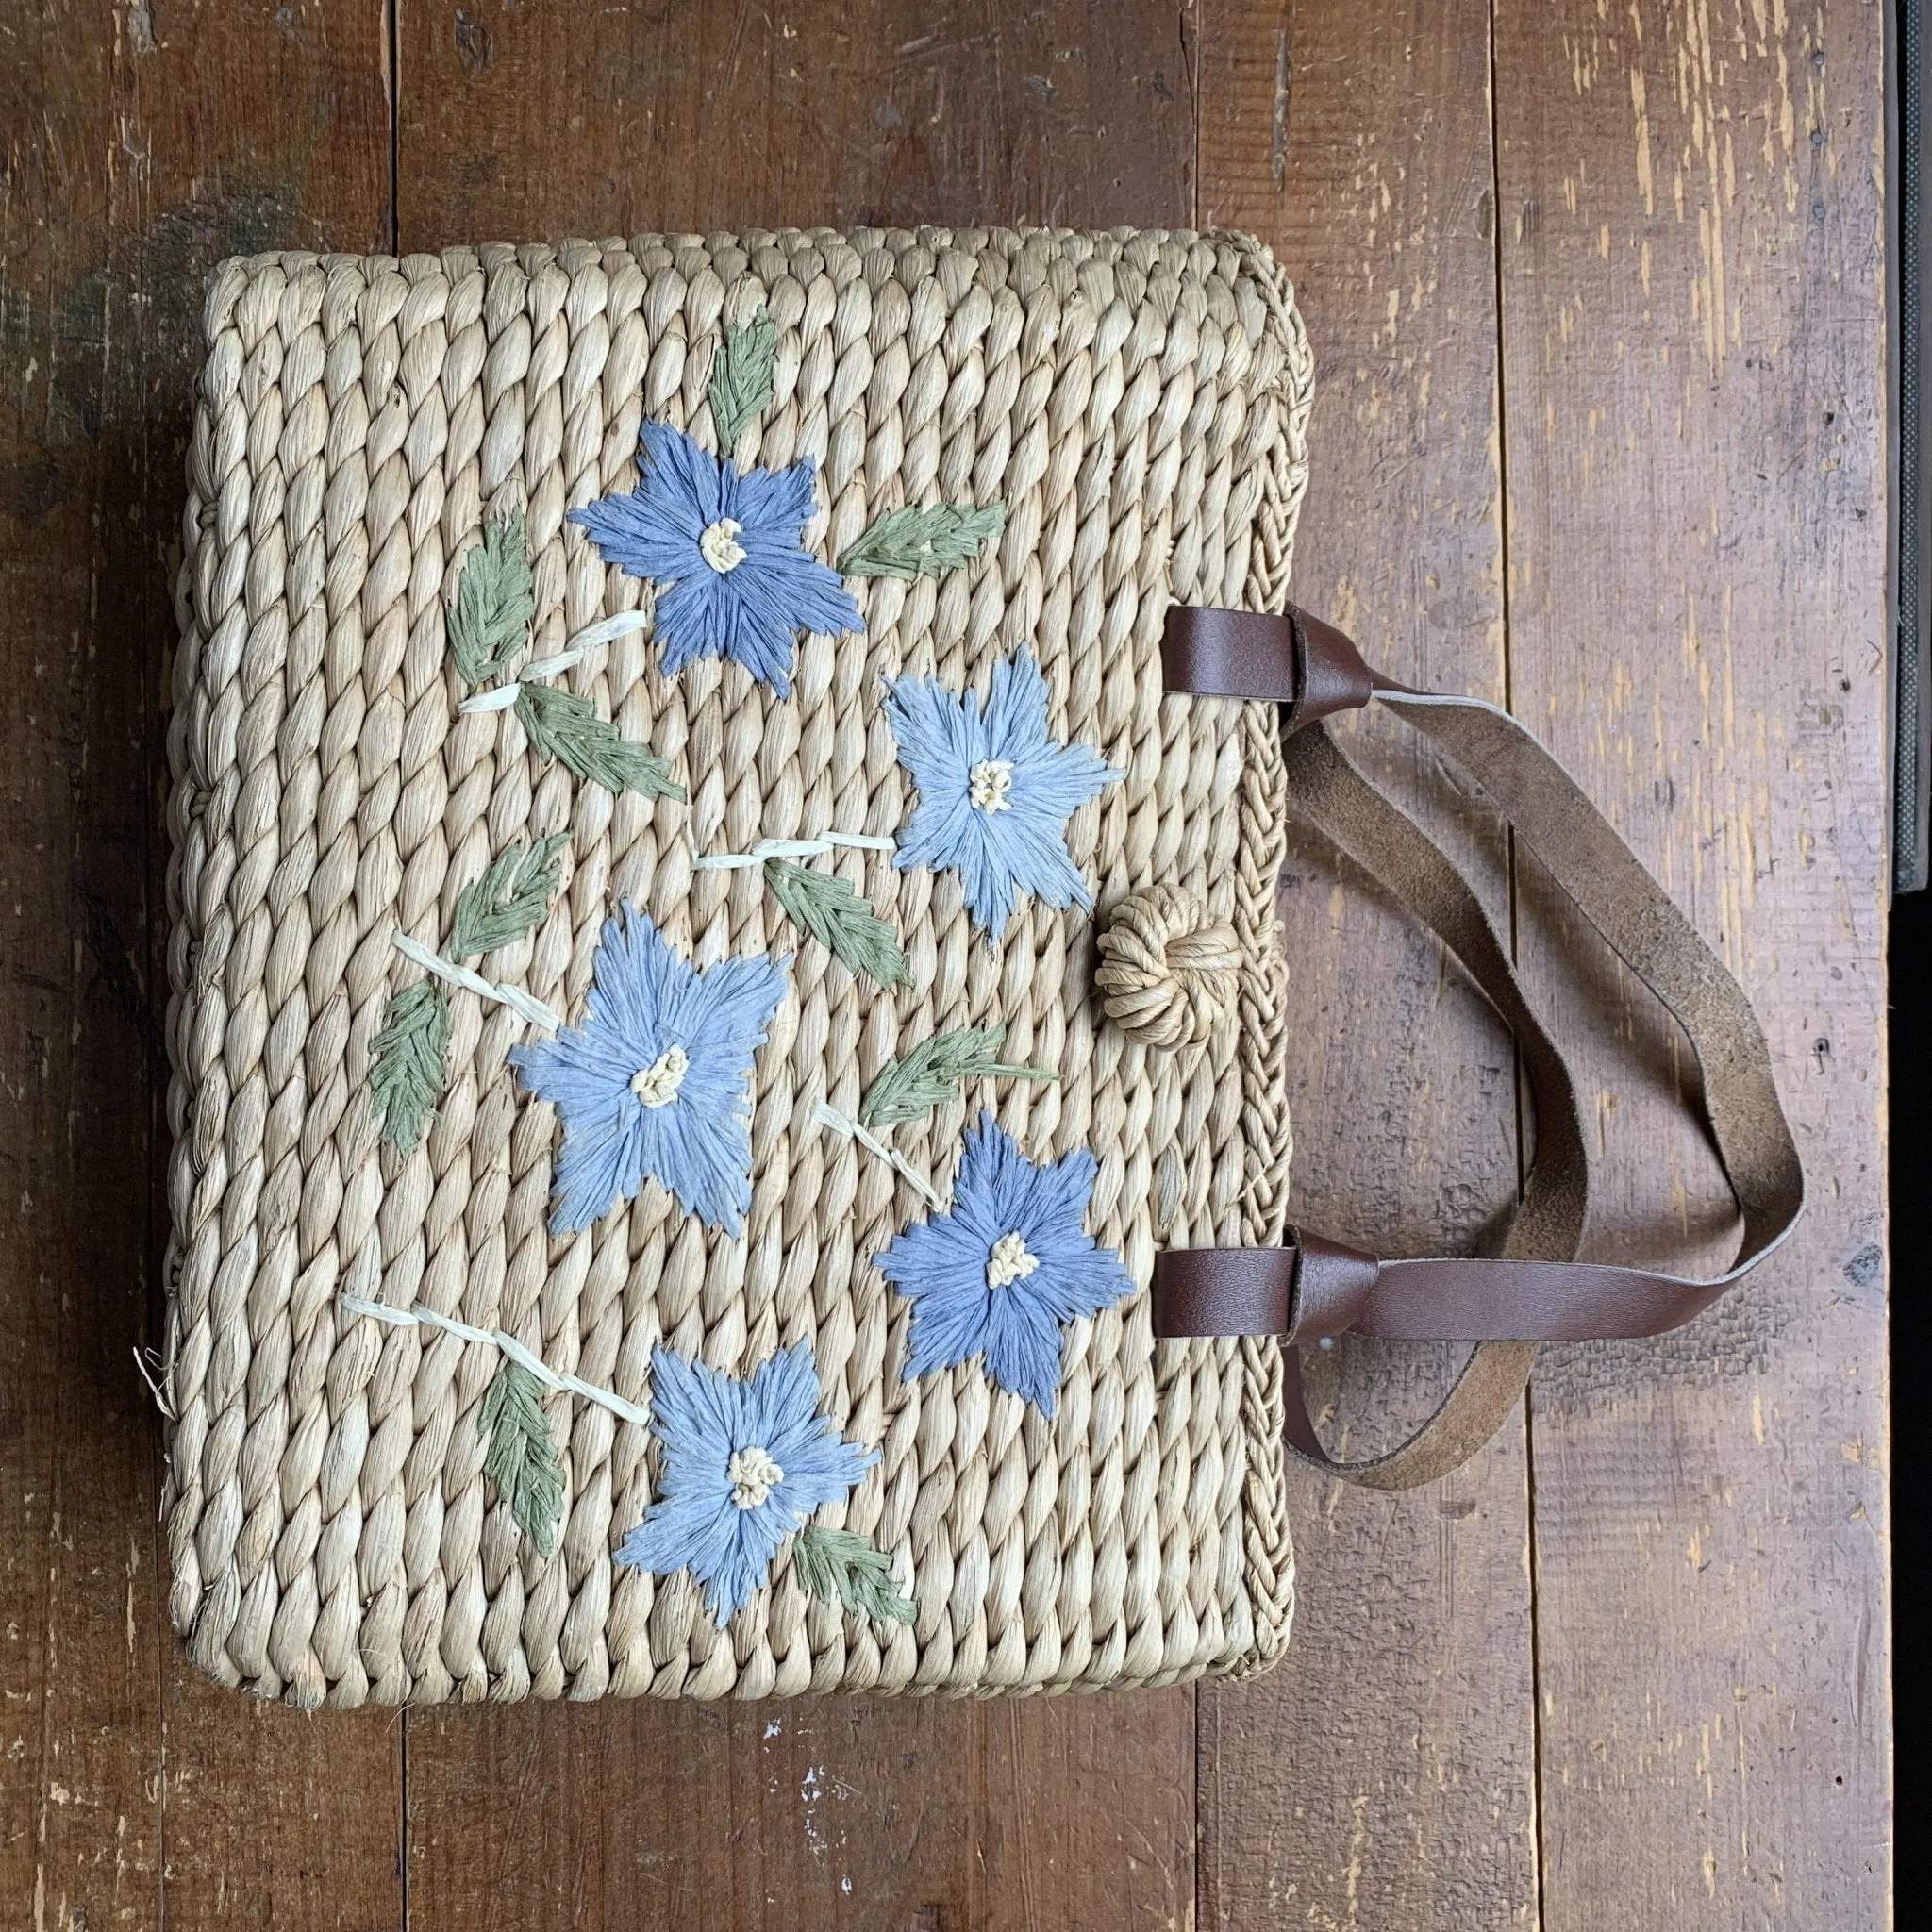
[162,227,1312,1707]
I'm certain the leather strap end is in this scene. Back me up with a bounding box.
[1289,608,1384,729]
[1160,601,1385,730]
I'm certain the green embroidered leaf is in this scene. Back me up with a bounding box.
[480,1359,566,1557]
[707,308,777,453]
[448,511,534,690]
[836,502,1007,581]
[515,682,684,800]
[858,1024,1057,1130]
[370,979,451,1154]
[764,858,908,989]
[791,1526,917,1625]
[450,834,570,962]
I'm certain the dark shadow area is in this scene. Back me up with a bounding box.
[1890,889,1921,1863]
[1890,0,1922,1866]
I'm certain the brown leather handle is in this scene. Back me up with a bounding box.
[1155,1232,1752,1343]
[1153,603,1807,1488]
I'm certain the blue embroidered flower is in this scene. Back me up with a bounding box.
[875,1112,1134,1416]
[569,420,863,697]
[508,905,787,1237]
[618,1343,875,1621]
[886,648,1121,940]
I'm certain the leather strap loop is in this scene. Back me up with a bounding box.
[1287,1229,1383,1338]
[1280,718,1600,1483]
[1277,1342,1541,1489]
[1152,601,1807,1488]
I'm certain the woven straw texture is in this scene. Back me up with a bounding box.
[162,226,1312,1707]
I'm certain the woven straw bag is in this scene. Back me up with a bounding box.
[162,227,1802,1709]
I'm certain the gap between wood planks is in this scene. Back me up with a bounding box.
[1479,0,1553,1925]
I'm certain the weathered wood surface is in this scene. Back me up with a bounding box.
[0,4,405,1929]
[1493,3,1892,1924]
[0,1,1890,1926]
[1195,2,1541,1925]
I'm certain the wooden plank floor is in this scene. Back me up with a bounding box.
[0,2,1890,1926]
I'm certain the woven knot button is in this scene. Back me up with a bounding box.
[1094,886,1244,1050]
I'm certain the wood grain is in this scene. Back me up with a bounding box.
[1492,3,1893,1924]
[395,7,1198,1928]
[0,2,1891,1925]
[1194,3,1541,1926]
[410,1690,1192,1931]
[397,0,1193,246]
[0,2,401,1926]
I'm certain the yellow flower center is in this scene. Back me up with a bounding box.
[986,1231,1040,1290]
[629,1042,690,1108]
[968,758,1015,812]
[699,517,746,574]
[726,1444,784,1509]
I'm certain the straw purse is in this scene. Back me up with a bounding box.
[162,227,1801,1707]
